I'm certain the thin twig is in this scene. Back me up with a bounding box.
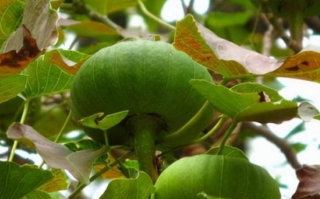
[243,123,301,170]
[137,0,175,31]
[305,16,320,33]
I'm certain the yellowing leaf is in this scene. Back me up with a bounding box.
[95,164,124,179]
[269,51,320,82]
[48,50,90,75]
[38,169,69,192]
[94,153,124,179]
[174,15,281,78]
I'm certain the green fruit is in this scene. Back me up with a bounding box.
[71,40,213,143]
[153,154,281,199]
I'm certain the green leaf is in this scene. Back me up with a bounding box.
[207,146,248,160]
[0,0,24,48]
[79,110,129,131]
[0,74,27,104]
[0,162,53,199]
[190,79,259,118]
[197,192,224,199]
[38,169,69,192]
[65,139,103,152]
[78,112,105,129]
[66,21,119,40]
[206,11,253,27]
[291,143,307,153]
[23,50,89,99]
[83,0,148,15]
[191,79,298,123]
[24,190,53,199]
[154,154,280,199]
[100,171,155,199]
[231,82,283,101]
[236,100,298,123]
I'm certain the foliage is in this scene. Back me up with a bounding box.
[1,0,320,198]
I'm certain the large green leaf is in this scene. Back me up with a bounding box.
[23,50,89,99]
[65,21,119,41]
[190,80,259,118]
[0,74,27,104]
[190,80,298,123]
[100,171,155,199]
[24,190,53,199]
[206,11,253,27]
[153,154,280,199]
[0,162,53,199]
[0,0,24,48]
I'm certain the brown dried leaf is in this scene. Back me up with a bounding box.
[3,0,58,52]
[0,0,58,76]
[292,165,320,199]
[48,50,90,75]
[0,26,41,76]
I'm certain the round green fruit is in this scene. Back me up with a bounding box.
[71,40,213,144]
[153,154,280,199]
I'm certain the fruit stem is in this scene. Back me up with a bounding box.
[194,115,228,143]
[8,100,29,162]
[216,119,238,155]
[289,12,303,52]
[129,115,162,182]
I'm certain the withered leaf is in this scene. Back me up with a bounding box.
[0,26,40,76]
[174,15,282,78]
[292,165,320,199]
[268,50,320,82]
[7,123,106,184]
[0,0,58,76]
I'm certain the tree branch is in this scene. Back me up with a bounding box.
[305,16,320,33]
[243,123,302,170]
[261,14,302,53]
